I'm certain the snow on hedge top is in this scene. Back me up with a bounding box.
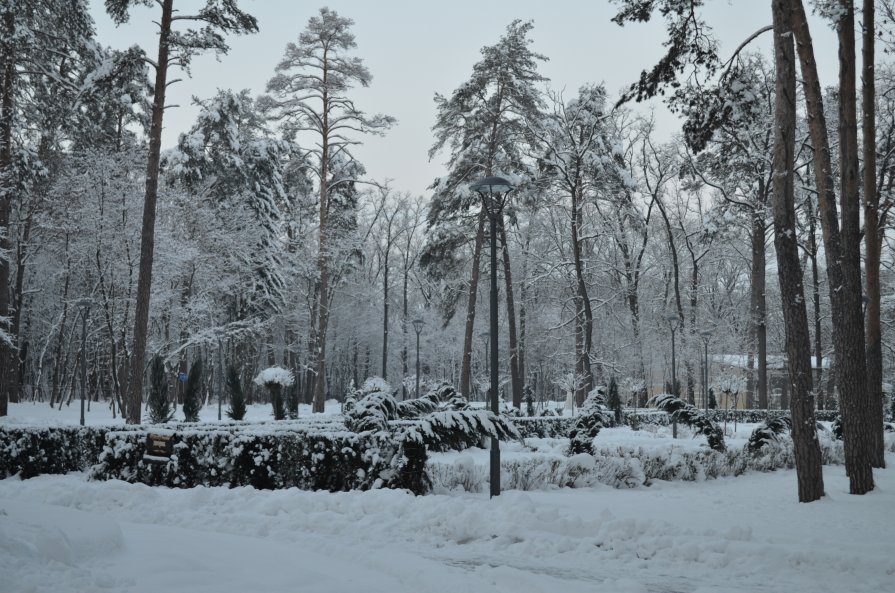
[253,366,295,387]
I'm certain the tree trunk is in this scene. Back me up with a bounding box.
[381,247,389,380]
[791,0,873,494]
[498,216,522,408]
[806,192,824,409]
[401,263,409,399]
[751,208,768,409]
[459,210,485,399]
[571,188,594,406]
[836,0,876,490]
[125,0,174,424]
[771,0,825,502]
[0,8,16,416]
[862,0,885,468]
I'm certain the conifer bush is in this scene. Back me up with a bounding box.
[608,377,623,425]
[650,393,726,452]
[147,355,174,423]
[226,364,246,421]
[182,359,203,422]
[568,387,614,455]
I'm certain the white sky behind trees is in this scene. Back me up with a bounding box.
[88,0,840,197]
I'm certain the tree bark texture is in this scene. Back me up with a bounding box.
[771,0,825,502]
[836,0,876,490]
[459,210,485,399]
[571,188,594,406]
[498,216,522,408]
[791,0,873,494]
[862,0,885,468]
[750,208,768,409]
[125,0,173,424]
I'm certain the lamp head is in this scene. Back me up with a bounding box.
[412,318,424,334]
[470,176,514,216]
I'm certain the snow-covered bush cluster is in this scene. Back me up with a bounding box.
[650,393,726,452]
[567,388,614,455]
[0,425,140,479]
[428,434,847,493]
[89,424,417,492]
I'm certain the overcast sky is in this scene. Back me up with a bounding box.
[88,1,840,197]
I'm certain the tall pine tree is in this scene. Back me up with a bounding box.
[262,7,394,413]
[426,20,547,405]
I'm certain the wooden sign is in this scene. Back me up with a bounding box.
[144,433,174,462]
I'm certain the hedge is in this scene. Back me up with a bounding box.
[89,426,415,492]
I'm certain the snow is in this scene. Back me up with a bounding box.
[2,460,894,592]
[253,366,295,387]
[2,403,894,592]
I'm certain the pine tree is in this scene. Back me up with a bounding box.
[426,20,547,404]
[226,364,246,421]
[708,388,718,410]
[166,89,289,315]
[182,358,203,423]
[262,7,394,413]
[146,355,173,423]
[106,0,259,424]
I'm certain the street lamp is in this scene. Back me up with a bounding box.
[666,312,681,438]
[700,329,712,412]
[471,175,515,498]
[76,298,92,426]
[412,318,424,397]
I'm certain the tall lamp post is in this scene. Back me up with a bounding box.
[76,298,92,426]
[700,330,712,411]
[471,175,514,498]
[412,318,424,397]
[666,313,680,438]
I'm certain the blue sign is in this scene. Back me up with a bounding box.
[178,372,188,382]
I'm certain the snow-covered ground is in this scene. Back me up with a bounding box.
[2,402,894,592]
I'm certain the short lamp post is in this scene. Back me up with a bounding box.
[700,330,712,412]
[666,313,681,438]
[412,318,424,397]
[76,298,92,426]
[471,175,515,498]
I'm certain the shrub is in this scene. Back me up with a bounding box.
[226,365,246,421]
[650,393,726,452]
[253,366,295,421]
[607,376,622,425]
[146,355,174,424]
[747,416,792,453]
[182,358,203,422]
[568,387,613,455]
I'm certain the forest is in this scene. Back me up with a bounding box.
[1,0,893,502]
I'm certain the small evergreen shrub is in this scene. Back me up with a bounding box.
[226,364,246,421]
[182,358,203,422]
[146,355,174,424]
[253,366,295,421]
[708,388,717,409]
[524,386,535,417]
[747,416,792,453]
[650,393,726,452]
[608,376,622,425]
[568,387,613,455]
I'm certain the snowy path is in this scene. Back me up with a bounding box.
[2,458,894,593]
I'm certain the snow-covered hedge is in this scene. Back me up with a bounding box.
[0,425,142,479]
[89,426,414,492]
[429,434,846,493]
